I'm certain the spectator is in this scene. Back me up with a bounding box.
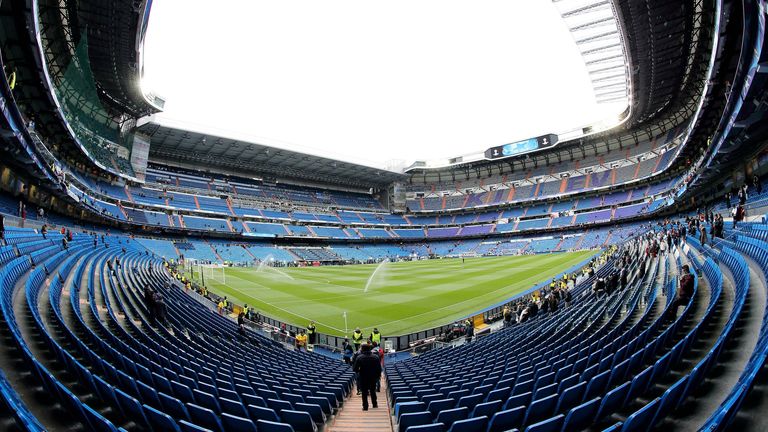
[755,174,763,194]
[353,344,382,411]
[342,338,353,365]
[0,213,4,242]
[237,312,247,338]
[668,265,695,319]
[503,305,512,327]
[296,329,308,351]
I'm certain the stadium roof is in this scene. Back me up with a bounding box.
[137,118,406,189]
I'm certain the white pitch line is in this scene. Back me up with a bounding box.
[369,254,591,329]
[214,273,347,333]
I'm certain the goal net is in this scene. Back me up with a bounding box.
[200,264,226,285]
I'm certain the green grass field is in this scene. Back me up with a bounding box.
[193,251,595,336]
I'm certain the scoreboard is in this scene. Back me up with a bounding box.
[484,134,559,160]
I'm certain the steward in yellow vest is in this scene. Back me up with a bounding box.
[352,328,364,350]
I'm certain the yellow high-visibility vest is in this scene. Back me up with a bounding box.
[371,332,381,344]
[352,331,363,343]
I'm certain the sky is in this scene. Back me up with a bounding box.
[141,0,626,169]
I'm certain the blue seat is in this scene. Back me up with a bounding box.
[171,381,195,404]
[584,370,610,400]
[447,416,487,432]
[561,397,600,431]
[620,398,660,432]
[143,404,181,432]
[242,394,267,408]
[486,388,511,403]
[523,414,564,432]
[192,390,221,413]
[405,424,445,432]
[219,397,248,418]
[158,392,191,421]
[247,404,281,423]
[295,403,326,424]
[533,383,557,400]
[471,399,502,419]
[457,394,484,411]
[487,406,525,432]
[504,392,532,411]
[625,367,652,403]
[650,377,688,426]
[138,381,162,408]
[114,388,150,430]
[555,382,585,414]
[603,422,623,431]
[523,394,558,425]
[268,398,294,415]
[397,401,427,419]
[186,403,224,432]
[256,419,296,432]
[179,419,214,432]
[305,396,333,416]
[283,393,305,406]
[435,407,469,428]
[428,399,455,418]
[596,382,630,421]
[282,410,317,432]
[82,404,119,432]
[399,412,433,432]
[221,413,258,432]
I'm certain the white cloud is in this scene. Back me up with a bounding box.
[142,0,625,168]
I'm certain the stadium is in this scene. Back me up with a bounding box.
[1,0,768,430]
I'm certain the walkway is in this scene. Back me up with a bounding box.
[327,379,393,432]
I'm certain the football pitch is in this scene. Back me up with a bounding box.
[194,251,595,336]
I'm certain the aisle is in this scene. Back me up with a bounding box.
[327,379,393,432]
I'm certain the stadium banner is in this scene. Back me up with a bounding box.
[484,133,559,160]
[130,133,151,182]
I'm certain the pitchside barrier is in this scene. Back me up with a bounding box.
[174,252,601,353]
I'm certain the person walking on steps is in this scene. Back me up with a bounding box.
[353,344,382,411]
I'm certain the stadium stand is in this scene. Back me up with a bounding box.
[4,0,768,429]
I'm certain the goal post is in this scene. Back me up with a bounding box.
[200,263,226,285]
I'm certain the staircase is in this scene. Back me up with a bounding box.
[207,242,224,263]
[225,219,235,233]
[226,198,237,216]
[193,196,201,210]
[123,186,134,203]
[327,380,393,432]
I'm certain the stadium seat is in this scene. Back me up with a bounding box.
[486,406,525,432]
[399,412,434,432]
[396,401,427,418]
[447,415,488,432]
[621,398,660,431]
[522,414,564,432]
[281,410,317,432]
[428,399,454,418]
[470,399,502,419]
[256,419,296,432]
[295,403,326,424]
[247,405,281,423]
[561,397,600,431]
[405,423,445,432]
[596,382,631,421]
[179,420,214,432]
[435,407,469,428]
[187,403,225,432]
[143,404,181,432]
[523,394,558,425]
[221,413,257,432]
